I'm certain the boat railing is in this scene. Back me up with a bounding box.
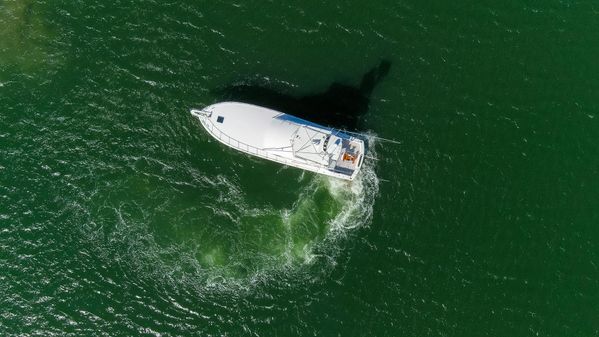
[199,116,298,167]
[190,108,212,118]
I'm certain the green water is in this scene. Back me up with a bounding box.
[1,0,599,336]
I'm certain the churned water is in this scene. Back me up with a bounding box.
[1,0,598,336]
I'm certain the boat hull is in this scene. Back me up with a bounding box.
[191,102,364,181]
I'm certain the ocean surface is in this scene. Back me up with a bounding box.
[1,0,598,336]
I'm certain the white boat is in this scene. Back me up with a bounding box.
[190,102,365,180]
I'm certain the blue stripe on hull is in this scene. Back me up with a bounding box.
[275,114,351,139]
[332,166,354,176]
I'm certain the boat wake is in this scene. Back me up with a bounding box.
[79,136,379,293]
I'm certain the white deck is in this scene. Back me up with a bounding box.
[190,102,364,180]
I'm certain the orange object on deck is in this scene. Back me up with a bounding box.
[343,153,356,163]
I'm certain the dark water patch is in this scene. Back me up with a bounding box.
[213,60,391,131]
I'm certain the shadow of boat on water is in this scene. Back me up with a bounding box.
[212,60,391,132]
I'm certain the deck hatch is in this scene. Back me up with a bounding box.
[217,116,224,123]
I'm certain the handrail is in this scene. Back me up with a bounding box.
[199,116,299,167]
[190,108,212,118]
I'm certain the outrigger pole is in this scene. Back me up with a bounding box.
[337,129,402,145]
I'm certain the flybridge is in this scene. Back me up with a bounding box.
[190,102,365,181]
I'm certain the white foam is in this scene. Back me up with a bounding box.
[326,134,379,232]
[80,135,380,294]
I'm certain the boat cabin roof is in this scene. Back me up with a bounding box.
[204,102,348,155]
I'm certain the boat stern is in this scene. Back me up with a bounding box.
[329,137,365,180]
